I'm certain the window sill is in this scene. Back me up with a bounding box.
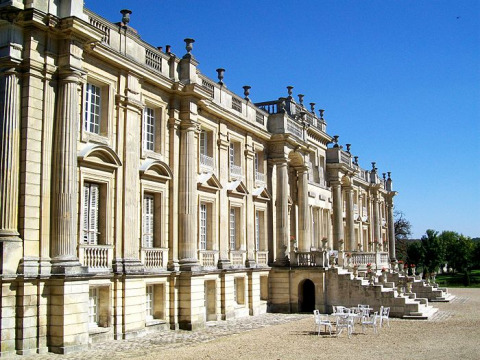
[88,326,111,335]
[146,319,166,327]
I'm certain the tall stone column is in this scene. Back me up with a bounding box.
[167,114,180,270]
[372,191,381,246]
[387,197,396,261]
[217,125,230,268]
[245,140,256,267]
[0,67,22,275]
[274,159,289,265]
[178,119,200,270]
[50,72,82,273]
[345,186,355,251]
[331,181,344,250]
[297,166,310,252]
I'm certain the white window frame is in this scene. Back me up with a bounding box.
[143,194,155,248]
[143,107,155,152]
[146,285,154,320]
[229,207,236,251]
[255,210,260,251]
[83,183,100,245]
[200,203,207,250]
[89,288,99,327]
[84,83,101,134]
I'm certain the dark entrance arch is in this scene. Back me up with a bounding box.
[299,279,315,312]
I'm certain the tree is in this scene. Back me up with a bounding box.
[406,241,423,269]
[394,210,412,261]
[421,229,445,276]
[394,210,412,241]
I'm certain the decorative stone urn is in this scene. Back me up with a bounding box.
[406,278,414,293]
[321,238,328,251]
[397,283,403,297]
[353,265,358,278]
[398,262,404,272]
[329,253,336,269]
[367,270,375,285]
[338,239,344,252]
[381,269,388,284]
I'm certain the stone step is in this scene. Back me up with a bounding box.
[430,293,455,302]
[403,305,438,320]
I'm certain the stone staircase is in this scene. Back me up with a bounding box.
[326,267,438,319]
[388,272,455,302]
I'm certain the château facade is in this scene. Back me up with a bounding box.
[0,1,419,355]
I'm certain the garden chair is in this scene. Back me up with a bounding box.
[336,314,354,338]
[361,311,379,335]
[379,306,390,328]
[313,310,333,336]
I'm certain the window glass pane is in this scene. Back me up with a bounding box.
[200,203,207,250]
[85,83,101,134]
[143,107,155,151]
[83,183,100,245]
[143,194,154,248]
[229,208,236,250]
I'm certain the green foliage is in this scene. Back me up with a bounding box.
[394,210,412,261]
[436,269,480,288]
[421,229,445,275]
[440,231,474,273]
[406,241,422,268]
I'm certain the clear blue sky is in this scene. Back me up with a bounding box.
[85,0,480,239]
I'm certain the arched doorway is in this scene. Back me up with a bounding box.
[299,279,315,312]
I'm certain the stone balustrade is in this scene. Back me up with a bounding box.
[79,244,113,270]
[199,250,218,269]
[230,251,246,267]
[141,248,167,269]
[255,251,268,266]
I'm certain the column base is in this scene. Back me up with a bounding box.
[0,236,22,276]
[112,258,145,274]
[217,259,231,269]
[245,259,257,268]
[179,258,202,272]
[167,260,179,271]
[50,258,85,276]
[272,256,290,267]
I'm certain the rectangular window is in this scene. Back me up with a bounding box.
[229,143,235,167]
[83,183,100,244]
[200,130,207,156]
[146,285,154,320]
[89,288,99,326]
[143,107,155,151]
[84,83,101,134]
[200,203,207,250]
[229,208,236,250]
[143,194,154,248]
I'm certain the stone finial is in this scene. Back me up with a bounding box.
[383,173,386,180]
[319,109,325,119]
[387,171,391,179]
[298,94,304,106]
[120,9,132,25]
[333,135,339,148]
[157,46,163,52]
[371,162,377,172]
[346,144,351,153]
[287,86,294,98]
[183,38,195,59]
[354,156,359,165]
[299,110,306,122]
[310,102,315,113]
[166,45,172,54]
[216,68,225,85]
[243,85,251,101]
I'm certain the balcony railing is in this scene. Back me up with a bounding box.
[141,248,167,269]
[230,164,242,178]
[294,251,325,267]
[230,251,245,267]
[200,153,215,170]
[286,118,303,138]
[255,251,268,266]
[79,244,113,271]
[255,171,265,183]
[199,250,218,269]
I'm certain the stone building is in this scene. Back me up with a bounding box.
[0,1,442,356]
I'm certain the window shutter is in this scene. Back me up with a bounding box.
[88,184,99,244]
[83,185,90,243]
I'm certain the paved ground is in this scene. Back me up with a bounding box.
[21,288,480,360]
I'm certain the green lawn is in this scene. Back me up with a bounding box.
[436,269,480,288]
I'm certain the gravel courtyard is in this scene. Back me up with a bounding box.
[22,288,479,360]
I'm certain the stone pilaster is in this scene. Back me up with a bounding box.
[217,125,231,268]
[0,67,22,275]
[372,191,381,245]
[345,186,355,251]
[386,196,396,261]
[274,159,289,265]
[297,166,310,252]
[50,71,82,273]
[245,139,256,267]
[331,181,344,250]
[167,111,180,271]
[178,100,200,270]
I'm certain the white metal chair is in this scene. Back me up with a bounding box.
[336,314,353,338]
[361,311,379,334]
[379,306,390,328]
[313,310,333,336]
